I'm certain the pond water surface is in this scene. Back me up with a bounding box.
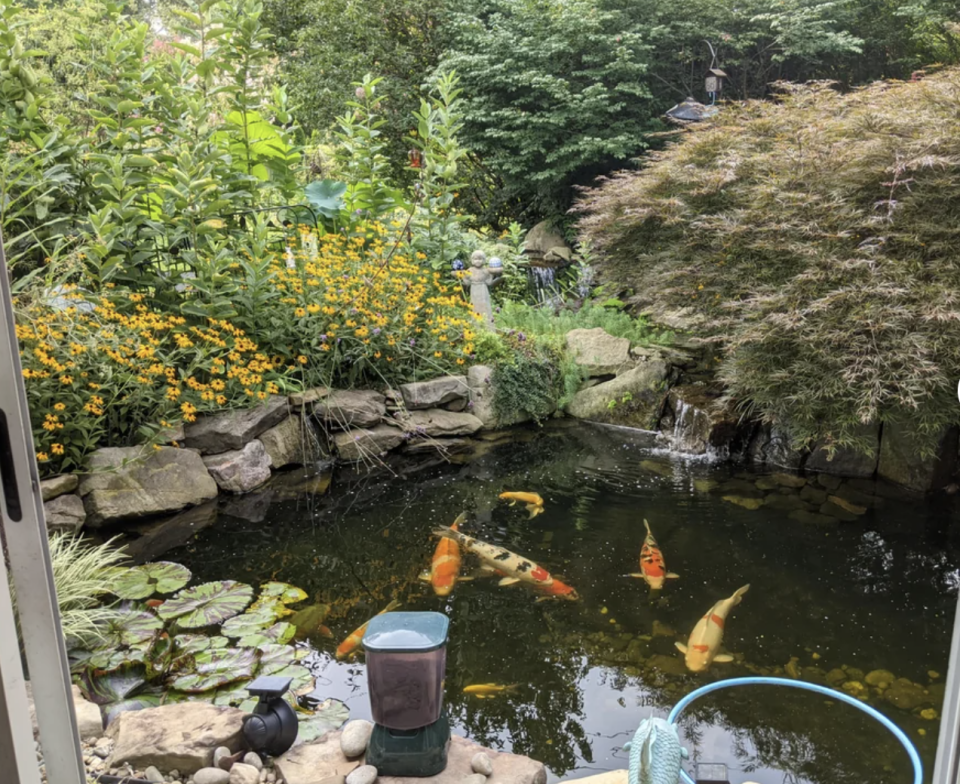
[152,422,960,784]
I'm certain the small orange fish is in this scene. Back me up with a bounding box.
[629,519,679,591]
[500,492,544,519]
[421,513,468,596]
[335,598,401,660]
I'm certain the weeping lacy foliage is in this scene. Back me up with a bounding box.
[577,71,960,456]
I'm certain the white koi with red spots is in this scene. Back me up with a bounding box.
[675,584,749,672]
[432,525,578,600]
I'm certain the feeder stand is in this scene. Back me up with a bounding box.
[242,676,298,757]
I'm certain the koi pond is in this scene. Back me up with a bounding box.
[137,422,960,784]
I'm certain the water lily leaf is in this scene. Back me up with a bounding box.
[82,664,147,706]
[296,698,350,745]
[259,582,309,605]
[267,663,314,693]
[113,562,193,600]
[158,581,253,628]
[258,643,309,675]
[237,622,296,648]
[175,634,210,654]
[95,609,164,650]
[213,680,256,711]
[221,607,280,638]
[88,647,148,672]
[102,694,161,726]
[169,647,258,693]
[248,596,294,618]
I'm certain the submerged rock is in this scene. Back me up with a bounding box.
[565,328,631,377]
[819,500,859,522]
[799,485,828,505]
[202,440,272,494]
[883,679,931,711]
[788,510,839,528]
[762,494,810,512]
[183,396,288,454]
[80,447,218,526]
[865,670,895,689]
[772,472,806,488]
[723,495,764,510]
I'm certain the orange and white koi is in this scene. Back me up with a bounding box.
[335,598,401,660]
[629,519,679,590]
[432,525,578,601]
[675,585,749,672]
[420,513,469,596]
[499,491,545,519]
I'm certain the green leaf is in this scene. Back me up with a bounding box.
[81,663,147,706]
[113,562,193,600]
[304,180,347,219]
[169,648,259,693]
[297,698,350,744]
[258,643,309,675]
[94,609,164,649]
[103,694,162,726]
[158,581,254,628]
[221,607,279,639]
[237,622,296,648]
[259,582,309,605]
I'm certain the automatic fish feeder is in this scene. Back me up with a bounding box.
[361,611,451,776]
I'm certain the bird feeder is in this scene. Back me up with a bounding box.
[362,611,452,777]
[408,149,423,169]
[705,68,727,102]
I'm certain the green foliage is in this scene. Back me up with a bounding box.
[491,336,565,425]
[578,72,960,455]
[495,300,671,346]
[410,70,470,269]
[438,0,657,221]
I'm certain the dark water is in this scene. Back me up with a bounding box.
[152,422,960,784]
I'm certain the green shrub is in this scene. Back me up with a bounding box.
[578,72,960,456]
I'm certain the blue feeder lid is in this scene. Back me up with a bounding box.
[362,611,450,653]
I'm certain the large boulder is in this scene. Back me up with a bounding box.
[399,376,470,410]
[401,409,484,438]
[106,702,245,774]
[289,386,330,409]
[333,426,405,461]
[466,365,531,430]
[26,683,102,741]
[565,328,631,377]
[565,361,670,429]
[745,424,804,470]
[80,447,218,527]
[259,415,320,469]
[276,732,545,784]
[523,220,570,264]
[40,473,78,501]
[202,440,272,494]
[314,390,386,429]
[805,423,880,479]
[878,422,959,493]
[183,396,288,454]
[43,494,86,533]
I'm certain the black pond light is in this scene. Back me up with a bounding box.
[362,611,451,777]
[242,675,299,757]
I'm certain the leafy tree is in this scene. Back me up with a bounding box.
[578,72,960,456]
[437,0,657,222]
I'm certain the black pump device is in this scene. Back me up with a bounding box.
[242,675,299,757]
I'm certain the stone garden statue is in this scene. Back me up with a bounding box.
[468,250,501,328]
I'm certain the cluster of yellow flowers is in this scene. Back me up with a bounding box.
[261,222,480,382]
[16,285,279,475]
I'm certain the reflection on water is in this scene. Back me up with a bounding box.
[151,422,960,784]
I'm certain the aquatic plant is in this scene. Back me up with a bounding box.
[578,71,960,456]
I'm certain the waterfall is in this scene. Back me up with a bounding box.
[528,265,562,305]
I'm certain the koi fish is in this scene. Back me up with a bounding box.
[675,584,750,672]
[463,683,518,698]
[335,598,401,660]
[420,513,470,597]
[432,526,578,601]
[500,491,544,519]
[629,519,679,590]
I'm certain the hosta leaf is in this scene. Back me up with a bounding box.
[259,582,308,605]
[237,622,296,648]
[296,698,350,745]
[158,581,253,628]
[169,648,258,693]
[221,607,279,638]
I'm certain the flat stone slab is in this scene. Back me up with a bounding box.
[277,732,546,784]
[333,425,405,461]
[399,376,469,410]
[183,396,288,454]
[402,409,484,437]
[315,390,387,429]
[565,328,631,377]
[43,493,86,533]
[40,473,78,501]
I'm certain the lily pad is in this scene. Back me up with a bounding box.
[260,582,309,605]
[96,609,164,649]
[248,596,294,618]
[267,663,314,693]
[213,681,257,712]
[158,581,253,628]
[296,698,350,745]
[169,647,258,693]
[237,622,296,648]
[82,664,147,706]
[113,562,193,600]
[221,607,280,639]
[258,643,310,675]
